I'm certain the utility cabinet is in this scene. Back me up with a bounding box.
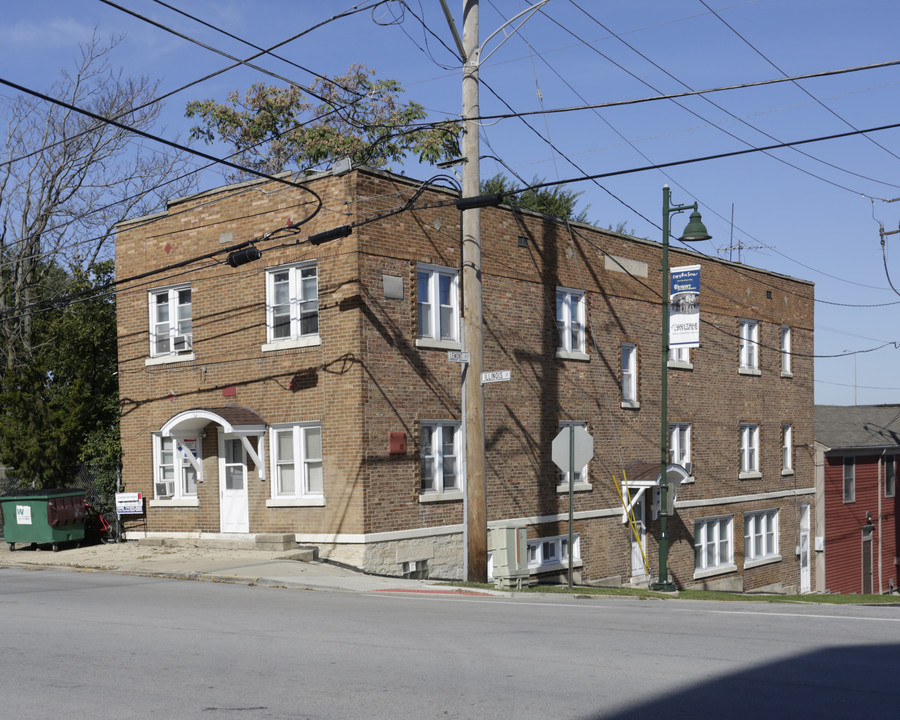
[489,524,529,589]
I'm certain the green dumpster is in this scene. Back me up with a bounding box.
[0,489,86,552]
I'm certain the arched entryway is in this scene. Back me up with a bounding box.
[160,407,266,533]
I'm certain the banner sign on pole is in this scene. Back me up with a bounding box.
[669,265,700,349]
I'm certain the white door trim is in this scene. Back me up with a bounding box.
[219,434,249,533]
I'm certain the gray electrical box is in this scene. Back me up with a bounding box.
[489,524,529,589]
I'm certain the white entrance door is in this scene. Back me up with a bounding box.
[630,493,648,580]
[219,437,249,533]
[799,503,811,594]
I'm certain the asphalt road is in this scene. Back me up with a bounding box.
[1,567,898,719]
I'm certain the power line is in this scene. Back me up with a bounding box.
[0,74,324,212]
[514,120,900,195]
[435,58,900,126]
[698,0,900,165]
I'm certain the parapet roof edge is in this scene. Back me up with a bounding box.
[113,165,812,288]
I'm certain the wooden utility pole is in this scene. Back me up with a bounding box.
[461,0,488,583]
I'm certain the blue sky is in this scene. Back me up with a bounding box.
[3,1,900,406]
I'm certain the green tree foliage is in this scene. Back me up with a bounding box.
[481,174,592,223]
[0,262,118,492]
[186,64,461,180]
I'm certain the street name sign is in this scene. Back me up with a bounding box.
[481,370,511,384]
[447,350,470,363]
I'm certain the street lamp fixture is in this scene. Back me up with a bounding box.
[652,185,711,592]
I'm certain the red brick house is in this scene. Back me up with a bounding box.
[115,166,815,591]
[814,405,899,594]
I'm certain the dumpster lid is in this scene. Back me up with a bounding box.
[0,488,85,501]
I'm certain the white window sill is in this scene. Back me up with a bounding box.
[739,471,762,480]
[781,468,795,476]
[149,498,199,508]
[744,554,782,570]
[266,496,325,508]
[415,338,462,351]
[621,400,641,410]
[667,361,693,370]
[262,335,321,353]
[146,352,195,366]
[557,482,592,494]
[693,563,737,580]
[780,371,793,379]
[739,367,761,376]
[529,560,583,574]
[556,349,590,362]
[419,490,464,503]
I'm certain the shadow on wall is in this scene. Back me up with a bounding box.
[585,643,900,719]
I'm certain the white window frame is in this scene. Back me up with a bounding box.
[694,515,735,577]
[267,423,325,507]
[782,423,793,474]
[416,264,460,349]
[744,509,780,566]
[886,455,896,499]
[558,421,591,491]
[843,456,855,503]
[739,319,759,373]
[621,342,639,408]
[420,421,463,499]
[668,346,691,368]
[669,422,691,473]
[740,423,760,478]
[527,534,581,571]
[781,325,792,377]
[556,287,587,359]
[150,433,201,506]
[148,285,193,360]
[263,262,320,351]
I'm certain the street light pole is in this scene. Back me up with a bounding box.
[652,185,710,592]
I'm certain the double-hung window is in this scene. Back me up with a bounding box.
[421,421,461,495]
[745,509,779,564]
[740,423,760,477]
[265,263,319,347]
[556,287,586,357]
[781,325,792,376]
[668,346,690,366]
[268,423,324,506]
[621,343,638,407]
[153,434,200,501]
[886,455,896,498]
[669,422,691,472]
[782,423,793,473]
[843,457,855,503]
[694,515,734,575]
[417,264,459,346]
[558,421,589,488]
[739,319,759,372]
[149,286,192,357]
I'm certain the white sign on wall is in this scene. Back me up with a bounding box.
[15,505,32,525]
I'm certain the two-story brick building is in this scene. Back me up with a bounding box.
[115,166,815,591]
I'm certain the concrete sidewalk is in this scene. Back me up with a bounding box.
[0,539,498,596]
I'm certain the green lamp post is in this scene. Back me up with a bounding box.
[652,185,711,592]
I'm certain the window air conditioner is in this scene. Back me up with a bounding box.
[173,334,193,352]
[155,480,175,498]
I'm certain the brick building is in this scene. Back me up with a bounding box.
[116,166,815,591]
[814,405,899,594]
